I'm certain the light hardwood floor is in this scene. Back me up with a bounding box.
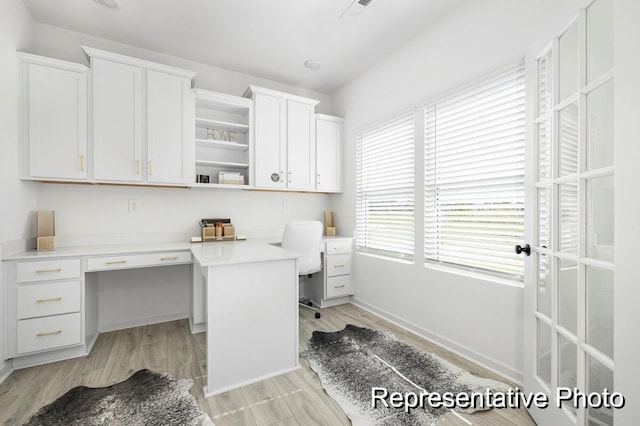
[0,304,535,425]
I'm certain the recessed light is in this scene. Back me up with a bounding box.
[304,59,322,71]
[94,0,118,9]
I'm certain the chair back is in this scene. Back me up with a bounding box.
[281,220,322,275]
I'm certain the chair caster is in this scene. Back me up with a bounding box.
[307,301,313,306]
[315,312,321,319]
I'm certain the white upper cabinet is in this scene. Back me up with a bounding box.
[315,114,343,192]
[84,47,196,185]
[19,53,88,181]
[91,58,143,182]
[287,100,316,190]
[245,85,319,190]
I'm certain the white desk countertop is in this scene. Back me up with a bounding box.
[3,241,191,261]
[190,240,301,267]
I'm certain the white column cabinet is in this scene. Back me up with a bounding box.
[85,47,196,185]
[245,85,319,190]
[315,114,343,192]
[18,53,89,181]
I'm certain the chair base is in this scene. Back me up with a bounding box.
[299,298,321,318]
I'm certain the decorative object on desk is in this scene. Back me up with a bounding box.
[326,227,336,237]
[200,218,235,242]
[301,324,511,425]
[36,210,55,251]
[24,369,213,426]
[323,211,335,236]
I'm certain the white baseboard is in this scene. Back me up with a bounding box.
[0,363,13,384]
[189,318,206,334]
[351,298,523,385]
[98,311,189,333]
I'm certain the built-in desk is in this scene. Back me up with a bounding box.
[190,241,301,396]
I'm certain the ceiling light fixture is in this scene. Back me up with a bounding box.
[304,59,322,71]
[94,0,119,9]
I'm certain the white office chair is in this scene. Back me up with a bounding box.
[281,220,323,319]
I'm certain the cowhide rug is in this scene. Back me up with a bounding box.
[301,324,511,425]
[24,369,213,426]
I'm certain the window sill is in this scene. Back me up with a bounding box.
[424,262,524,288]
[356,250,414,265]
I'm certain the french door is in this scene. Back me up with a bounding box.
[524,0,615,425]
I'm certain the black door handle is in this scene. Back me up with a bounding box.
[515,244,531,256]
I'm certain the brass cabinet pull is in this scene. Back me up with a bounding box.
[105,260,126,265]
[36,297,62,303]
[36,268,61,273]
[136,160,140,175]
[334,264,345,268]
[148,161,153,175]
[37,330,62,337]
[280,170,284,183]
[160,256,178,261]
[80,155,85,171]
[334,285,346,289]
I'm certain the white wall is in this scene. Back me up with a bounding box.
[330,0,565,382]
[0,0,37,381]
[613,0,640,422]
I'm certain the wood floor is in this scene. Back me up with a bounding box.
[0,304,535,425]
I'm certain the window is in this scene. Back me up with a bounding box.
[424,62,526,280]
[356,110,415,260]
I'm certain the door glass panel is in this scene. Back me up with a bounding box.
[537,320,552,386]
[559,183,579,254]
[559,103,579,176]
[558,334,577,414]
[538,51,553,116]
[537,119,552,181]
[559,20,580,102]
[587,175,614,261]
[587,356,614,426]
[538,187,550,248]
[538,253,551,317]
[586,0,614,83]
[586,267,614,358]
[587,80,614,170]
[558,259,578,334]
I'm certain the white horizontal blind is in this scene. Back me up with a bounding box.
[356,110,415,260]
[424,63,526,280]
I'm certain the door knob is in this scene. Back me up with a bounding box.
[515,244,531,256]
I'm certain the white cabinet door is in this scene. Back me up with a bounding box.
[146,70,193,184]
[92,58,143,182]
[254,93,286,188]
[25,62,88,180]
[286,100,315,190]
[315,116,342,192]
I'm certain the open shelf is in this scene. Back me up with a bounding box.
[195,117,249,134]
[190,182,250,189]
[196,160,249,169]
[196,139,249,151]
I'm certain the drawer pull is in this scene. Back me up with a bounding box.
[36,297,62,303]
[160,256,178,261]
[37,330,62,337]
[36,268,61,273]
[105,260,127,265]
[334,285,346,289]
[333,264,345,268]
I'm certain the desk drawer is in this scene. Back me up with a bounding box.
[17,259,81,283]
[326,240,352,255]
[17,312,82,354]
[17,280,81,320]
[326,254,351,277]
[326,276,353,299]
[87,251,191,271]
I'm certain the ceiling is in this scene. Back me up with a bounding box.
[22,0,465,93]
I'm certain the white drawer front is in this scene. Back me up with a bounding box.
[17,280,81,320]
[326,240,352,255]
[17,312,82,354]
[17,259,81,283]
[326,275,353,299]
[326,253,351,277]
[87,251,191,271]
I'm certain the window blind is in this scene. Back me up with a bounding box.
[424,62,526,280]
[356,110,415,260]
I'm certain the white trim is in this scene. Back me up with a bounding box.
[204,365,300,397]
[0,364,13,384]
[17,52,89,73]
[243,85,319,106]
[98,311,189,333]
[351,299,523,385]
